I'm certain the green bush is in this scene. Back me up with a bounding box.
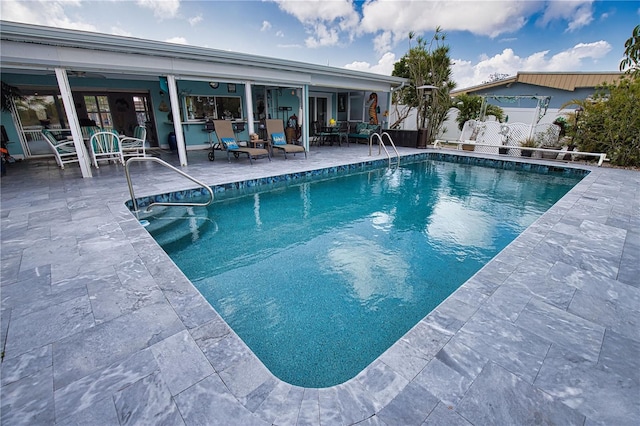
[570,76,640,167]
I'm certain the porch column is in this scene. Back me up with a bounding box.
[244,82,254,135]
[302,85,309,150]
[54,68,92,178]
[166,75,188,166]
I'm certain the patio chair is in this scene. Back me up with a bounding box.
[213,120,270,165]
[41,129,80,169]
[120,125,148,158]
[80,126,100,141]
[265,119,307,159]
[88,129,125,168]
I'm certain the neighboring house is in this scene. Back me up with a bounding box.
[448,71,624,133]
[0,21,405,178]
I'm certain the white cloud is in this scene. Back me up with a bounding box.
[537,0,594,32]
[188,14,203,26]
[136,0,180,20]
[276,30,284,38]
[372,31,392,55]
[274,0,359,47]
[305,23,339,48]
[1,0,97,32]
[360,0,536,39]
[344,52,397,76]
[165,36,187,45]
[452,40,612,89]
[261,21,272,32]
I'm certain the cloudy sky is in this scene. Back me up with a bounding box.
[2,0,638,89]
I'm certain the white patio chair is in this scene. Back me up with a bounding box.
[41,129,80,169]
[88,129,124,168]
[120,125,147,158]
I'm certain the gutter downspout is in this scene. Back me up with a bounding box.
[387,81,407,130]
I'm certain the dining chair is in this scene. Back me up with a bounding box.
[88,129,124,168]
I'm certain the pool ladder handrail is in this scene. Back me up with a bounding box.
[369,132,400,167]
[125,157,214,213]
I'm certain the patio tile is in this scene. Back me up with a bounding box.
[457,362,585,425]
[4,294,94,359]
[241,379,300,425]
[296,388,320,426]
[53,347,158,421]
[375,381,438,425]
[568,284,640,341]
[515,298,605,362]
[52,302,184,389]
[354,359,410,412]
[452,308,551,383]
[422,403,473,425]
[113,370,184,425]
[54,395,119,426]
[413,340,487,406]
[0,365,55,426]
[150,329,215,396]
[0,344,51,386]
[534,344,640,424]
[598,330,640,378]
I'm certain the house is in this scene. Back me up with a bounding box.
[0,21,406,178]
[449,71,624,128]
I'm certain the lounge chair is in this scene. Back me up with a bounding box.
[213,120,270,165]
[120,125,148,158]
[265,119,307,159]
[41,129,80,169]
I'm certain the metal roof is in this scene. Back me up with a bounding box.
[0,21,406,91]
[452,71,624,95]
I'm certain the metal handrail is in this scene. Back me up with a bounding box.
[369,131,400,167]
[125,157,214,213]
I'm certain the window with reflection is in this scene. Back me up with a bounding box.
[184,95,242,121]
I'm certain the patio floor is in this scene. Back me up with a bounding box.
[1,144,639,425]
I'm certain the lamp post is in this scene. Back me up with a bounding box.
[416,84,438,148]
[570,106,583,151]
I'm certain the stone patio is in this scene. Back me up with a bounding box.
[1,144,639,425]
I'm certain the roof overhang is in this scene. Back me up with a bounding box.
[1,21,406,92]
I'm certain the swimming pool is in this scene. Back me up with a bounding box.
[142,157,583,388]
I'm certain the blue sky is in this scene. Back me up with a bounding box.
[2,0,638,89]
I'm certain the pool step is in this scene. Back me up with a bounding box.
[138,206,215,247]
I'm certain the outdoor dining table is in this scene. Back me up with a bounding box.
[319,126,340,145]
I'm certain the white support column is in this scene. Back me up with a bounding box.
[302,85,309,150]
[167,75,188,166]
[244,82,254,135]
[54,68,92,178]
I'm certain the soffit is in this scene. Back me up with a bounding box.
[0,21,405,91]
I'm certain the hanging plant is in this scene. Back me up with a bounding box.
[1,81,25,112]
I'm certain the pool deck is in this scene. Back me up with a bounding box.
[1,144,639,425]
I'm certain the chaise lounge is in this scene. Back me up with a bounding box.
[213,120,270,165]
[265,119,307,159]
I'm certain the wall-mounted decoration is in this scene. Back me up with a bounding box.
[227,83,236,93]
[338,93,346,112]
[209,82,219,89]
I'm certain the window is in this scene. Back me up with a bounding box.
[15,94,67,129]
[84,95,113,128]
[184,95,242,121]
[133,95,151,127]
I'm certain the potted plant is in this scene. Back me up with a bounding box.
[539,124,564,158]
[520,137,537,157]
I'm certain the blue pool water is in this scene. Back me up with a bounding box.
[146,159,582,388]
